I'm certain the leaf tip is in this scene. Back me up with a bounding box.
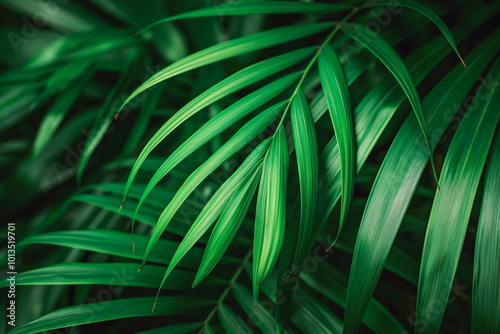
[151,299,157,313]
[460,57,467,68]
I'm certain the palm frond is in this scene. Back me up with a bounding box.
[2,0,499,333]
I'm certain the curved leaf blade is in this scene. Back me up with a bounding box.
[303,261,404,334]
[10,297,213,334]
[416,56,500,333]
[218,303,253,334]
[130,69,303,223]
[119,22,333,111]
[194,165,262,287]
[18,230,203,267]
[139,1,350,33]
[362,0,464,66]
[253,126,289,302]
[290,90,319,263]
[342,30,500,334]
[1,263,224,290]
[141,102,285,269]
[154,139,270,293]
[341,22,440,189]
[318,44,354,245]
[472,131,500,334]
[122,47,315,206]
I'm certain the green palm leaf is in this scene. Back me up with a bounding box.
[152,138,270,296]
[18,230,205,267]
[140,102,285,270]
[10,297,213,334]
[119,22,333,112]
[1,263,225,289]
[129,69,303,225]
[139,1,351,33]
[318,44,354,245]
[121,48,314,207]
[472,133,500,333]
[416,55,500,334]
[3,1,498,333]
[303,261,404,333]
[253,126,289,302]
[341,22,441,189]
[290,90,318,264]
[343,29,500,334]
[218,303,253,334]
[194,166,262,287]
[362,0,464,66]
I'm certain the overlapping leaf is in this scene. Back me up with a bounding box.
[119,22,333,111]
[122,48,315,206]
[10,297,213,334]
[139,1,351,33]
[218,304,253,334]
[130,70,303,224]
[473,132,500,334]
[341,22,440,188]
[290,90,318,264]
[343,29,500,334]
[362,0,464,65]
[194,166,262,286]
[416,55,500,334]
[318,44,354,245]
[140,103,285,269]
[274,5,497,329]
[1,263,224,290]
[152,139,270,295]
[18,230,204,267]
[253,126,289,302]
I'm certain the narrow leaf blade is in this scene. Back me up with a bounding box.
[473,131,500,333]
[341,22,440,189]
[253,126,289,302]
[318,44,355,245]
[417,56,500,333]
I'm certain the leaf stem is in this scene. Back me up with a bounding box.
[274,7,359,134]
[197,249,252,333]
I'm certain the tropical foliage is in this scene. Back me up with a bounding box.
[1,0,499,333]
